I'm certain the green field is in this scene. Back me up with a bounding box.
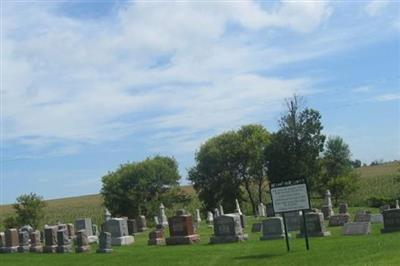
[1,214,399,266]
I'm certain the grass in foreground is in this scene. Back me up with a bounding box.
[1,216,399,266]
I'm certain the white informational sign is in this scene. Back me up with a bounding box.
[271,183,310,213]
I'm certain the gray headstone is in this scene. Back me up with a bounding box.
[297,212,330,237]
[76,230,91,253]
[43,226,58,253]
[370,214,384,224]
[343,222,371,235]
[136,215,147,232]
[96,232,113,253]
[104,218,134,245]
[3,229,19,253]
[381,209,400,233]
[56,229,72,253]
[18,231,30,253]
[210,214,247,244]
[284,211,301,231]
[260,217,288,240]
[29,230,43,252]
[329,214,350,226]
[251,223,262,232]
[75,218,94,236]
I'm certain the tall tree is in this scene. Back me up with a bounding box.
[13,193,46,229]
[101,156,181,218]
[321,136,358,204]
[189,124,270,215]
[266,95,325,193]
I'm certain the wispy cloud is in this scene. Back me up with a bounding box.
[373,93,400,102]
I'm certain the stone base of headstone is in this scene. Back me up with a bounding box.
[96,248,113,253]
[17,246,30,253]
[343,222,371,235]
[56,245,73,253]
[260,233,290,241]
[2,247,18,253]
[88,235,99,244]
[148,238,165,245]
[111,236,134,246]
[29,246,43,253]
[329,214,350,226]
[297,231,331,238]
[251,223,262,232]
[43,245,57,253]
[209,234,248,244]
[370,214,383,224]
[166,234,200,245]
[75,245,91,253]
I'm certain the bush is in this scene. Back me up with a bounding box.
[3,216,19,229]
[367,196,395,208]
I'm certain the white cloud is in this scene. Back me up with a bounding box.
[373,93,400,102]
[353,86,372,93]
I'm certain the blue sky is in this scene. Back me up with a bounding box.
[2,0,399,204]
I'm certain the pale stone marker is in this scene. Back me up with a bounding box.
[321,190,334,220]
[17,231,30,253]
[67,223,75,239]
[104,218,134,246]
[104,208,112,222]
[329,214,350,226]
[154,216,160,226]
[0,232,5,253]
[210,214,247,244]
[96,232,113,253]
[75,218,98,243]
[219,205,224,215]
[29,230,43,253]
[148,224,165,245]
[258,203,266,217]
[396,200,399,209]
[343,222,371,235]
[43,226,58,253]
[206,211,214,227]
[76,230,91,253]
[370,214,384,224]
[297,212,331,237]
[381,209,400,233]
[56,229,73,253]
[195,209,202,224]
[214,208,220,218]
[166,209,200,245]
[127,219,138,235]
[136,215,148,232]
[158,203,169,228]
[260,217,289,240]
[3,229,19,253]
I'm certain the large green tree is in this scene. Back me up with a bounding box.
[101,156,181,218]
[13,193,46,229]
[189,124,270,215]
[320,136,358,204]
[266,95,325,193]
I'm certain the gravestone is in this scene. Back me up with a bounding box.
[104,208,111,222]
[321,190,334,220]
[92,224,99,236]
[67,223,75,239]
[20,225,34,234]
[370,214,384,224]
[154,216,159,226]
[206,211,214,227]
[96,232,113,253]
[75,218,98,243]
[251,223,262,232]
[297,212,331,237]
[329,214,350,226]
[17,231,30,253]
[343,222,371,235]
[3,229,19,253]
[354,211,371,222]
[56,229,73,253]
[136,215,148,232]
[214,208,220,218]
[210,214,247,244]
[195,209,202,225]
[284,211,301,231]
[127,219,138,235]
[258,203,266,217]
[43,226,58,253]
[0,232,5,253]
[266,203,275,217]
[29,230,43,253]
[148,224,165,245]
[339,203,349,214]
[104,218,134,245]
[158,203,169,228]
[219,205,224,215]
[381,208,400,233]
[396,200,400,209]
[166,209,200,245]
[75,230,91,253]
[260,217,289,240]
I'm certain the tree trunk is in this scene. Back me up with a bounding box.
[243,176,256,216]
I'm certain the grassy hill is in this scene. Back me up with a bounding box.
[0,162,399,230]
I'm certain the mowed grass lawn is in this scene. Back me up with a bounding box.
[1,216,399,266]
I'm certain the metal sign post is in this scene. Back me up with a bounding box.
[270,179,311,252]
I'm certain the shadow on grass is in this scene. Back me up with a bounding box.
[234,253,280,260]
